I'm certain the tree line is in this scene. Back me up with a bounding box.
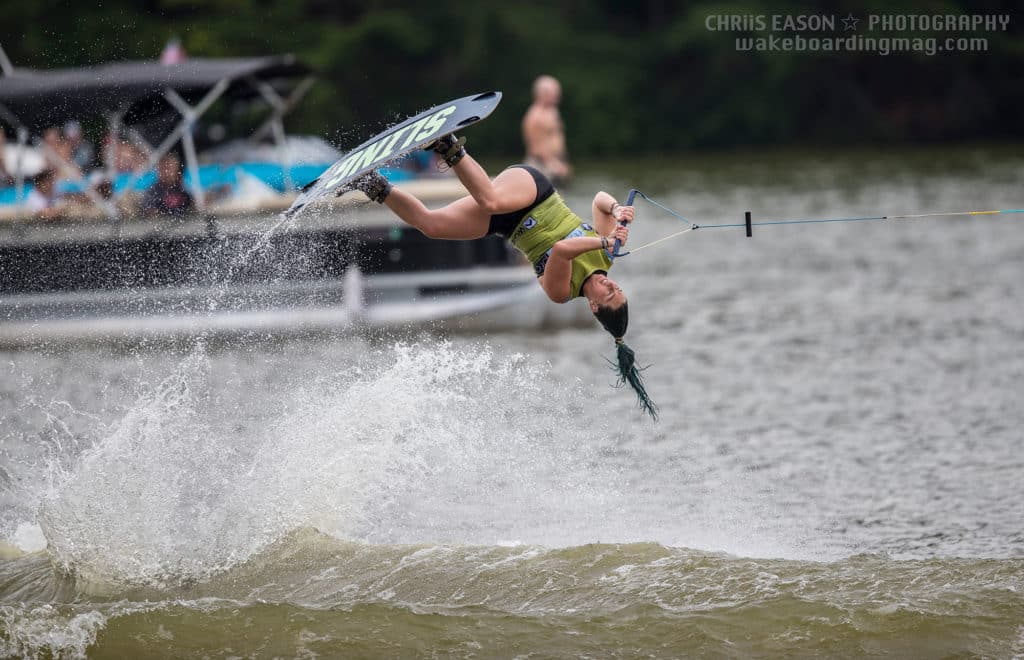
[3,0,1021,156]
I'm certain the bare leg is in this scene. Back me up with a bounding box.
[381,152,537,239]
[448,154,536,215]
[382,187,490,239]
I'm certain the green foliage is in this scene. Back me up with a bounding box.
[2,0,1021,155]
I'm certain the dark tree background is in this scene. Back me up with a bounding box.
[2,0,1021,156]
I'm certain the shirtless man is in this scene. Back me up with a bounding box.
[522,75,571,185]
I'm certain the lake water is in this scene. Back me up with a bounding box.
[2,146,1023,657]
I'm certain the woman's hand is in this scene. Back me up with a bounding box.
[612,224,629,246]
[612,204,635,223]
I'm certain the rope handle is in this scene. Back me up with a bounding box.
[610,189,639,259]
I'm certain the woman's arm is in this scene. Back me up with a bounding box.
[592,191,634,236]
[539,226,628,302]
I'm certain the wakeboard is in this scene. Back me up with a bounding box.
[285,91,502,218]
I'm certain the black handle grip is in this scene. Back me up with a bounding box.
[611,189,638,258]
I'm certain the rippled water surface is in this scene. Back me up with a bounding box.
[2,146,1023,657]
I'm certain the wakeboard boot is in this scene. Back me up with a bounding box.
[427,133,467,167]
[348,170,392,203]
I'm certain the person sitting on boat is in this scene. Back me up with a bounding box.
[64,120,95,173]
[141,153,194,217]
[42,126,81,180]
[25,168,66,220]
[0,131,13,187]
[349,135,657,419]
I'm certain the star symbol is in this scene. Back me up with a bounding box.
[842,13,860,31]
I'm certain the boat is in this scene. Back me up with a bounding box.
[0,56,591,346]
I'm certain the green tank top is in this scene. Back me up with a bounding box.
[507,193,613,299]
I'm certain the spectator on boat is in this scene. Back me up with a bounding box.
[0,131,13,187]
[101,132,146,174]
[141,153,194,217]
[42,126,80,179]
[123,143,146,173]
[522,75,572,186]
[89,173,114,200]
[100,132,117,171]
[25,168,66,219]
[64,120,95,172]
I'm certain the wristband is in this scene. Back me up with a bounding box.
[609,202,620,217]
[601,236,609,250]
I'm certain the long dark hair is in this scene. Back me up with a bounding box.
[593,302,658,420]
